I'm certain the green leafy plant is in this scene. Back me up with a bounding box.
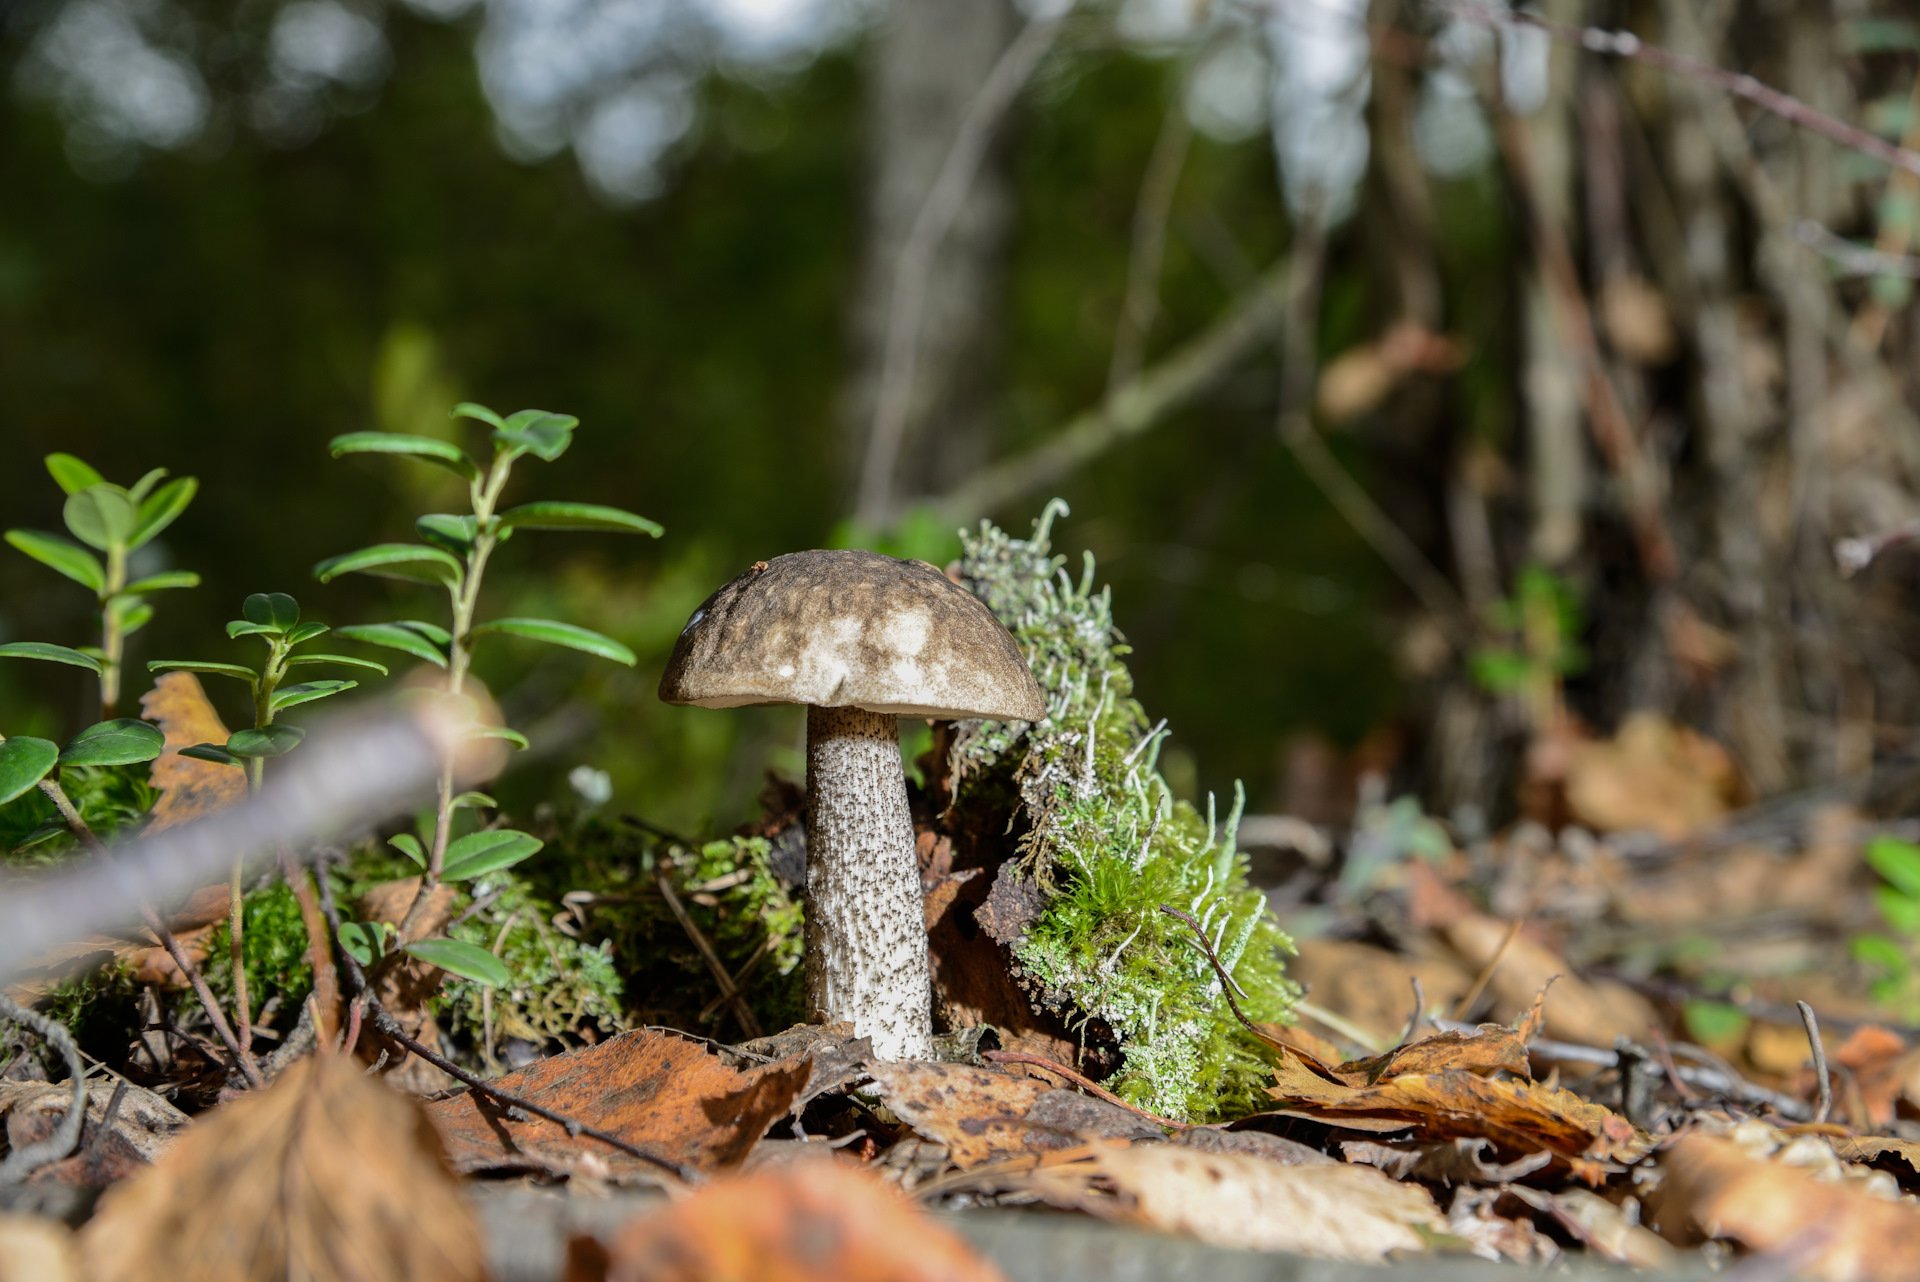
[313,403,661,985]
[1853,834,1920,1021]
[1470,564,1586,730]
[4,454,198,714]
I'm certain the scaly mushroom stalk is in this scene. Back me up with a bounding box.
[803,704,933,1061]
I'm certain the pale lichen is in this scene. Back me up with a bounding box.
[955,501,1297,1121]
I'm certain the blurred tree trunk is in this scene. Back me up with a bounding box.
[845,0,1019,522]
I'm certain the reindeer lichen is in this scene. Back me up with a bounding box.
[955,501,1296,1121]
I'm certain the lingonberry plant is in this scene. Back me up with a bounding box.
[313,403,661,980]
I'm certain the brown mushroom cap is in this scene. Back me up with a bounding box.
[658,549,1046,721]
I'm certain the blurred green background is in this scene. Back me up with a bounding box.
[9,0,1913,834]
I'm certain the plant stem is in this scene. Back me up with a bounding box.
[99,543,126,717]
[394,456,511,947]
[229,638,286,1067]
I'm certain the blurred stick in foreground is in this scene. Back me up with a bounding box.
[0,701,473,984]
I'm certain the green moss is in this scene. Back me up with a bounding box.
[955,502,1297,1122]
[432,871,627,1054]
[201,882,315,1020]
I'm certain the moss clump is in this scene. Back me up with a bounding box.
[201,882,315,1022]
[955,501,1297,1121]
[430,872,626,1055]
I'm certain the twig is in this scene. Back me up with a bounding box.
[1400,976,1428,1045]
[1835,520,1920,578]
[655,872,761,1040]
[929,256,1295,523]
[1158,905,1286,1049]
[1794,220,1920,281]
[311,862,694,1182]
[1107,69,1196,394]
[1269,196,1473,644]
[1796,1000,1832,1125]
[0,704,450,984]
[27,761,264,1090]
[856,2,1074,526]
[983,1049,1190,1130]
[0,993,87,1184]
[1446,1,1920,182]
[1451,918,1523,1022]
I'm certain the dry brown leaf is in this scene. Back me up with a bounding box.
[1654,1133,1920,1281]
[426,1027,810,1178]
[82,1052,485,1282]
[1341,1136,1551,1184]
[0,1215,80,1282]
[1028,1144,1439,1260]
[863,1061,1056,1168]
[576,1159,1006,1282]
[0,1078,187,1186]
[1266,1049,1648,1178]
[140,671,245,831]
[1504,1186,1676,1269]
[1564,712,1743,839]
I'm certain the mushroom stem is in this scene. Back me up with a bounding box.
[804,704,934,1060]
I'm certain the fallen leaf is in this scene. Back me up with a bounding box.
[862,1061,1054,1169]
[426,1027,810,1178]
[0,1215,80,1282]
[1654,1133,1920,1281]
[575,1159,1006,1282]
[1504,1186,1675,1269]
[0,1078,188,1186]
[1341,1136,1552,1183]
[82,1052,486,1282]
[140,672,245,831]
[1028,1144,1440,1260]
[1564,713,1743,840]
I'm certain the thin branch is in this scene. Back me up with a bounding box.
[654,872,760,1040]
[1794,219,1920,281]
[982,1049,1189,1130]
[930,256,1296,523]
[1447,1,1920,182]
[1796,1000,1832,1125]
[856,2,1074,526]
[0,993,87,1184]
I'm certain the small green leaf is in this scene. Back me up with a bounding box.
[313,544,463,587]
[467,725,529,750]
[0,737,59,805]
[121,570,200,595]
[287,622,330,645]
[0,642,102,673]
[328,432,479,481]
[244,592,301,631]
[1869,835,1920,898]
[45,454,104,495]
[442,828,544,881]
[111,599,154,637]
[285,653,389,675]
[498,501,663,537]
[63,486,137,551]
[451,402,506,429]
[268,680,357,713]
[404,937,511,986]
[129,477,197,549]
[470,618,635,666]
[6,530,106,591]
[331,623,449,668]
[1681,1000,1750,1045]
[180,743,242,766]
[59,718,164,767]
[1854,932,1910,974]
[147,660,259,686]
[1879,886,1920,935]
[493,410,577,463]
[226,621,280,639]
[387,833,426,867]
[451,791,496,810]
[416,514,480,555]
[227,725,307,759]
[338,920,392,966]
[127,468,169,504]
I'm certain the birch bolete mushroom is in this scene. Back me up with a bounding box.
[658,550,1045,1060]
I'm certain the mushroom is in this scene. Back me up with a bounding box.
[658,549,1045,1060]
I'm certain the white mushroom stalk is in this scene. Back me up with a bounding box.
[658,549,1045,1061]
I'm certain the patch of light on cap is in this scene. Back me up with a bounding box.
[778,663,796,678]
[882,608,931,657]
[681,608,705,636]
